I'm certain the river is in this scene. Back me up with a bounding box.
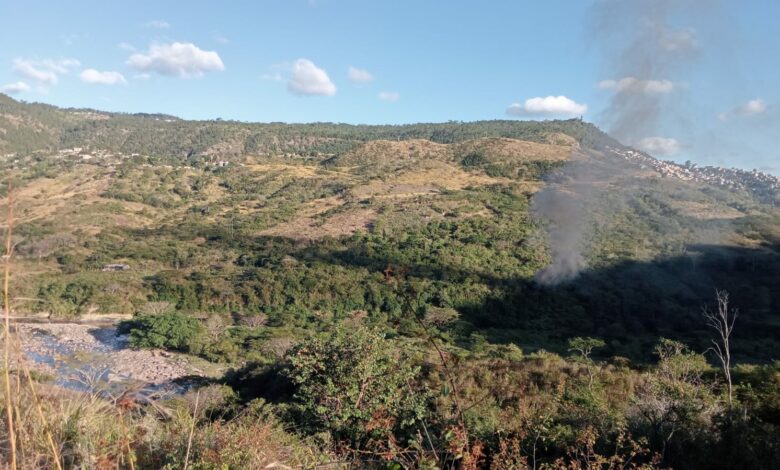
[16,322,208,394]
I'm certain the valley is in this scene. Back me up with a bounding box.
[1,95,779,468]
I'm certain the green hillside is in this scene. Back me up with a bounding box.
[2,95,780,468]
[3,95,777,361]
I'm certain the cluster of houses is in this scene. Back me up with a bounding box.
[606,146,780,199]
[40,147,129,162]
[5,147,234,171]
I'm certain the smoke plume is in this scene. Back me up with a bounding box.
[593,0,708,147]
[532,0,713,286]
[531,168,588,285]
[532,157,610,286]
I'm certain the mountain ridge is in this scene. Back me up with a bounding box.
[3,94,777,203]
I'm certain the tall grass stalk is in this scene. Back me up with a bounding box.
[3,181,17,470]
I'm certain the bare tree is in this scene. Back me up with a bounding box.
[140,301,172,316]
[205,314,229,340]
[703,289,738,406]
[241,312,268,329]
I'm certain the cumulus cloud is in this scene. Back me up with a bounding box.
[507,96,587,117]
[145,20,170,29]
[80,69,127,85]
[12,58,79,85]
[635,136,681,155]
[127,42,224,78]
[287,59,336,96]
[378,91,400,102]
[718,98,768,121]
[738,99,767,115]
[597,77,677,94]
[347,66,374,83]
[0,81,30,94]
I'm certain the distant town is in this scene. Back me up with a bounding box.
[609,146,780,202]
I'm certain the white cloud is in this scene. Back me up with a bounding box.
[0,81,30,94]
[214,34,230,44]
[635,136,681,155]
[597,77,676,94]
[378,91,400,102]
[347,66,374,83]
[145,20,170,29]
[80,69,127,85]
[127,42,225,78]
[507,95,587,117]
[45,58,80,73]
[118,42,136,52]
[287,59,336,96]
[12,58,80,85]
[718,98,768,121]
[260,72,283,82]
[736,98,767,116]
[15,63,57,85]
[134,73,151,80]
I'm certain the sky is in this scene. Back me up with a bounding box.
[0,0,778,174]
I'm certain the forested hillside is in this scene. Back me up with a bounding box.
[2,95,779,468]
[1,93,620,157]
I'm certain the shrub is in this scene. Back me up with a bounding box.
[286,327,428,446]
[119,312,206,353]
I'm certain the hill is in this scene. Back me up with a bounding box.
[2,95,780,468]
[1,94,779,362]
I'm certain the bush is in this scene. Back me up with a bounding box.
[119,312,206,353]
[286,327,428,446]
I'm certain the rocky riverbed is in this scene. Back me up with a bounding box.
[17,322,209,392]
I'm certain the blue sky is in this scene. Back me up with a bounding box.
[0,0,778,173]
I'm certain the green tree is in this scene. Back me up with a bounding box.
[120,312,206,353]
[631,339,718,466]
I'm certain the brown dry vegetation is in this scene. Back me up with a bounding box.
[334,138,454,167]
[669,200,746,220]
[259,206,377,240]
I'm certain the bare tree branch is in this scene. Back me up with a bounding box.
[702,289,737,406]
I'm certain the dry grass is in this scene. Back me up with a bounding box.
[669,200,745,220]
[2,166,156,230]
[259,206,377,240]
[3,180,17,470]
[244,162,320,178]
[393,161,510,189]
[2,181,62,469]
[333,139,453,167]
[0,378,332,468]
[545,132,579,146]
